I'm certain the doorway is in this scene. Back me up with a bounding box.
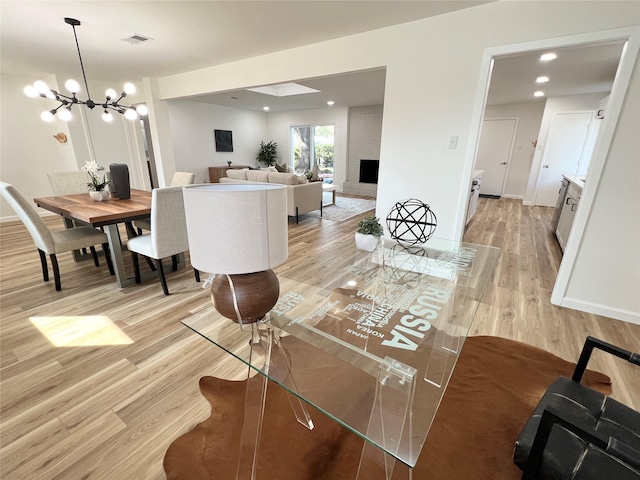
[290,124,335,181]
[475,118,518,197]
[534,111,594,206]
[467,28,638,317]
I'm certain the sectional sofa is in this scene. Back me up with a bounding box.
[220,169,323,223]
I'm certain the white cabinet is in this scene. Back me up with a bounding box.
[555,180,581,252]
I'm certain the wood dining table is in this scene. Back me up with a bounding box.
[34,189,166,288]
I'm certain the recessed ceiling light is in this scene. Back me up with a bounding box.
[536,76,549,83]
[327,101,335,106]
[540,53,557,61]
[534,91,545,97]
[263,106,270,111]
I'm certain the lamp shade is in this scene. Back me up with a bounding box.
[182,184,288,274]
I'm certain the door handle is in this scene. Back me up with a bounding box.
[542,165,550,168]
[499,162,507,165]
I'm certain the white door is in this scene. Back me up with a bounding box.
[534,111,594,206]
[474,118,517,197]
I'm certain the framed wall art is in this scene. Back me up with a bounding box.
[214,129,233,152]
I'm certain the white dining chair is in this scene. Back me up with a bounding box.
[127,185,199,295]
[0,182,114,291]
[135,172,195,233]
[46,171,90,195]
[47,170,94,235]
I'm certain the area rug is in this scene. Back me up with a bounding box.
[320,194,376,222]
[163,336,611,479]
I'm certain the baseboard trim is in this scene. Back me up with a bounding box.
[501,194,524,200]
[560,297,640,325]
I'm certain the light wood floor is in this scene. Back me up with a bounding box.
[1,197,638,479]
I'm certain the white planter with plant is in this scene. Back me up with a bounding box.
[82,160,112,201]
[355,215,383,252]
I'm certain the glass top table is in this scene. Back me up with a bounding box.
[183,238,500,474]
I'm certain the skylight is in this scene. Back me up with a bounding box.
[247,83,320,97]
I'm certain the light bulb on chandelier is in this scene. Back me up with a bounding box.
[24,18,148,123]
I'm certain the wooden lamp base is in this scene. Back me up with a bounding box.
[211,270,280,324]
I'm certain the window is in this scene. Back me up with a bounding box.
[290,125,334,182]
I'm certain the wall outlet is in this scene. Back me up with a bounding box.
[448,135,458,149]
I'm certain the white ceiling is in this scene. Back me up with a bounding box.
[487,41,625,106]
[0,1,489,82]
[0,1,625,113]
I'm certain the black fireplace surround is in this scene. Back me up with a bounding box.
[359,159,379,184]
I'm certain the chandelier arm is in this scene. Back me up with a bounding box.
[69,23,92,101]
[103,104,125,114]
[52,91,83,106]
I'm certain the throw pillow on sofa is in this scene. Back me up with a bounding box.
[247,170,270,182]
[267,172,298,185]
[226,169,248,180]
[275,163,287,173]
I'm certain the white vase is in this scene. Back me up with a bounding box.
[355,232,380,252]
[89,190,109,201]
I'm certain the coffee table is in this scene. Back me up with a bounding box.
[322,183,337,205]
[183,238,499,479]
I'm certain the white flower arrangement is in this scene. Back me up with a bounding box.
[82,160,112,191]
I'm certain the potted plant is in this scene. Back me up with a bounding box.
[82,160,112,201]
[256,140,278,167]
[355,215,383,251]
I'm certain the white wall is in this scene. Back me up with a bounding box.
[1,73,77,218]
[523,93,604,205]
[265,107,349,190]
[166,100,268,183]
[483,102,545,199]
[562,54,640,323]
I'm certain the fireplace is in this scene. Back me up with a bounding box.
[359,159,379,184]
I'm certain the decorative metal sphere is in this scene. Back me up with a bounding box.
[386,198,437,245]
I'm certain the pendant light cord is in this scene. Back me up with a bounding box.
[70,23,92,100]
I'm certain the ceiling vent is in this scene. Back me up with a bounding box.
[121,34,154,45]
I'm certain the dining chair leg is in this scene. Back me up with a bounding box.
[125,222,156,272]
[49,253,61,291]
[172,255,178,271]
[156,259,170,295]
[131,252,142,284]
[194,269,200,283]
[38,249,49,282]
[90,246,100,266]
[102,243,115,275]
[145,257,157,272]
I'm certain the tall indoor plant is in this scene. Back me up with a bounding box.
[256,141,278,167]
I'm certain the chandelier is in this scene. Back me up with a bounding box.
[24,17,148,123]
